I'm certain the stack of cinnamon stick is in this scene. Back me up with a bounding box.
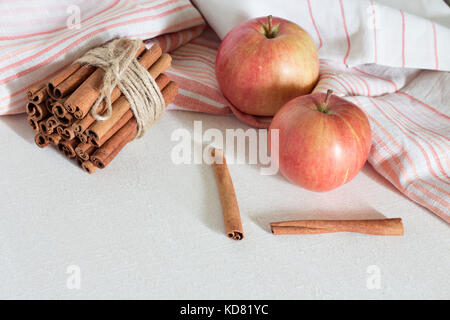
[25,43,178,174]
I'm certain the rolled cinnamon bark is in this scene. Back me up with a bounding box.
[26,102,48,120]
[38,117,51,135]
[27,116,39,133]
[76,131,89,144]
[45,98,55,114]
[47,63,82,98]
[75,143,95,161]
[81,161,98,174]
[58,126,76,140]
[88,73,171,147]
[270,218,404,236]
[26,102,36,117]
[46,116,58,133]
[91,119,137,168]
[52,64,96,99]
[53,106,75,126]
[27,85,48,104]
[57,139,79,158]
[52,101,66,117]
[211,148,244,240]
[47,133,62,145]
[34,133,50,148]
[66,43,154,119]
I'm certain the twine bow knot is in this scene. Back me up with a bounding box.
[76,38,165,138]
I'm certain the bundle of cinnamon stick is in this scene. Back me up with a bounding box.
[25,43,178,174]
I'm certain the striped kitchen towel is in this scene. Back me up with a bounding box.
[0,0,205,115]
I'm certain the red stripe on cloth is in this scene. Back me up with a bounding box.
[352,67,398,91]
[173,93,230,114]
[0,0,120,40]
[370,98,450,185]
[400,10,406,67]
[339,0,351,65]
[306,0,323,49]
[431,22,439,70]
[351,96,450,198]
[379,99,450,178]
[0,4,193,86]
[0,1,191,76]
[397,91,450,120]
[167,72,226,104]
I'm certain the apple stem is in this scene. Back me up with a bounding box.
[318,89,333,113]
[268,15,273,35]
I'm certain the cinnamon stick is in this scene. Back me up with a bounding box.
[58,126,76,140]
[27,116,39,133]
[89,80,178,168]
[75,143,95,161]
[38,118,51,135]
[47,63,82,98]
[81,161,98,174]
[57,139,79,158]
[27,85,48,104]
[45,98,55,114]
[26,102,48,120]
[47,133,62,145]
[270,219,404,236]
[66,43,153,119]
[34,133,50,148]
[46,116,58,133]
[88,73,171,147]
[211,148,244,240]
[91,119,137,169]
[52,64,96,99]
[53,105,74,126]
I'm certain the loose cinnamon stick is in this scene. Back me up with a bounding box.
[75,143,95,161]
[211,148,244,240]
[34,133,50,148]
[47,63,82,98]
[66,43,153,119]
[88,73,171,147]
[52,64,96,99]
[270,218,404,236]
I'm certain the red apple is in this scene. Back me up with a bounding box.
[269,90,372,192]
[215,15,319,116]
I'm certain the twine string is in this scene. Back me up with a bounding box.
[76,38,165,138]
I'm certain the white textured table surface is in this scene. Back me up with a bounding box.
[0,111,448,299]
